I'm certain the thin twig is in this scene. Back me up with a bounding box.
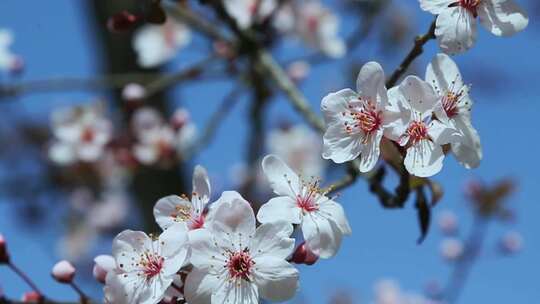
[386,20,436,88]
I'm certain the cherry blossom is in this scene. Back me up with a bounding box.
[427,53,482,169]
[257,155,351,258]
[154,165,212,234]
[48,105,112,165]
[133,19,191,68]
[419,0,528,54]
[386,76,461,177]
[321,62,393,173]
[93,255,115,284]
[267,124,325,178]
[184,191,299,304]
[0,28,22,73]
[440,238,464,261]
[133,125,178,165]
[104,224,189,304]
[223,0,277,29]
[276,0,346,58]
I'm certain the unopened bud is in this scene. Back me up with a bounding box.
[437,210,458,235]
[170,108,190,130]
[287,61,311,83]
[21,291,42,303]
[107,11,140,33]
[51,260,76,283]
[122,83,146,102]
[440,238,464,261]
[93,255,115,284]
[499,231,523,255]
[291,242,318,265]
[0,234,9,264]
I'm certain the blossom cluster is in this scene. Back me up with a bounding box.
[96,156,350,304]
[321,54,481,177]
[48,103,196,167]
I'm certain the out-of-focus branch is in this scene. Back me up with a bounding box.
[0,57,221,101]
[185,84,245,158]
[442,215,488,304]
[385,20,436,88]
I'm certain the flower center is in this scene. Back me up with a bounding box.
[139,252,164,280]
[405,121,429,145]
[296,179,322,213]
[343,98,382,140]
[170,203,205,229]
[452,0,481,17]
[227,249,254,280]
[442,91,461,118]
[81,127,95,143]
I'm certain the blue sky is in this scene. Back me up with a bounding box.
[1,0,539,303]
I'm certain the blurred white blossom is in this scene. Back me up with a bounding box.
[48,104,112,165]
[133,19,191,68]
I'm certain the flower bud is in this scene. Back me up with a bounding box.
[51,260,76,283]
[170,108,190,130]
[437,210,458,235]
[287,61,311,83]
[122,83,146,102]
[0,234,9,264]
[440,238,464,261]
[499,231,523,255]
[93,255,115,284]
[21,291,42,303]
[107,11,140,33]
[291,242,318,265]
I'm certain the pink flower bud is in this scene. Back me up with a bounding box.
[291,242,318,265]
[51,260,76,283]
[107,11,140,33]
[440,238,464,261]
[287,61,311,82]
[21,291,42,303]
[170,108,190,130]
[437,210,458,235]
[93,255,116,284]
[122,83,146,102]
[499,231,523,255]
[0,234,9,264]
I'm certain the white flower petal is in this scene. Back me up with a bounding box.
[322,123,362,163]
[252,257,299,302]
[192,165,211,205]
[398,76,438,117]
[112,230,149,272]
[257,196,302,225]
[384,87,412,141]
[318,200,352,236]
[184,267,220,304]
[301,213,343,259]
[451,118,482,168]
[426,53,464,94]
[212,279,259,304]
[428,120,462,145]
[358,130,383,173]
[153,195,191,230]
[261,154,300,198]
[321,88,357,125]
[419,0,453,14]
[159,224,189,276]
[478,0,528,36]
[210,191,256,240]
[435,6,477,54]
[356,61,387,106]
[404,140,445,177]
[251,221,295,260]
[49,142,76,165]
[188,228,225,269]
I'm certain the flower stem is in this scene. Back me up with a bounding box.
[7,262,45,299]
[68,282,89,304]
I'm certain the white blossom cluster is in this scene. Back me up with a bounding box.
[101,158,351,304]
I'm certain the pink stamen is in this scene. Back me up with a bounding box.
[405,121,429,145]
[227,249,255,280]
[452,0,481,17]
[342,98,382,142]
[139,252,164,279]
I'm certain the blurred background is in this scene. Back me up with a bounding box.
[0,0,539,303]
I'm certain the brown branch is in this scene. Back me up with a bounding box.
[386,20,436,88]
